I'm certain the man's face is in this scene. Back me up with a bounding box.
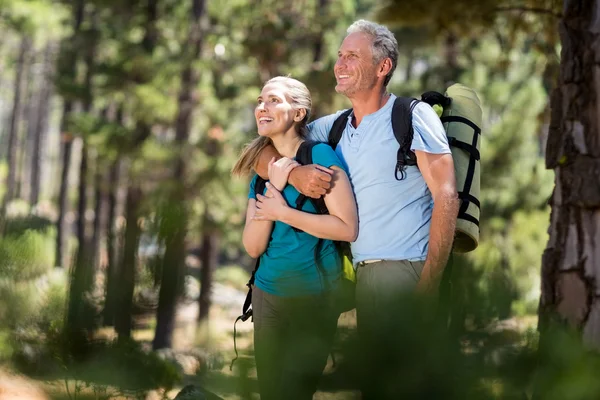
[334,32,380,97]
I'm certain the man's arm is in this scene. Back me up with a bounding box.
[414,151,460,294]
[253,143,333,199]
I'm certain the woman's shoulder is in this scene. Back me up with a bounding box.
[310,142,344,169]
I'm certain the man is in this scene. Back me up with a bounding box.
[255,19,460,397]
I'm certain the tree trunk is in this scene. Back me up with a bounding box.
[91,153,107,270]
[539,0,600,349]
[115,0,159,339]
[65,11,98,352]
[115,185,141,339]
[198,222,219,322]
[1,37,30,225]
[102,157,121,327]
[18,54,36,202]
[443,32,461,86]
[55,0,85,268]
[30,44,55,206]
[153,0,206,350]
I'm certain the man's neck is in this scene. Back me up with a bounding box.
[348,89,391,128]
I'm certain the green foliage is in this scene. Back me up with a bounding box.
[0,267,67,333]
[0,0,69,40]
[0,229,55,281]
[376,0,560,47]
[4,214,54,236]
[0,279,41,328]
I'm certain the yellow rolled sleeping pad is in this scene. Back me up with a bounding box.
[424,84,482,253]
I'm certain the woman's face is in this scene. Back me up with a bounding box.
[255,83,298,138]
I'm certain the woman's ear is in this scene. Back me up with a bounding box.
[295,108,307,122]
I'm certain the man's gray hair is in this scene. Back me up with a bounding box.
[347,20,398,86]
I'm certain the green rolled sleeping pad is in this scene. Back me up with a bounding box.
[441,83,482,253]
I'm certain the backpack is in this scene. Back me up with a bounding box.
[328,83,482,254]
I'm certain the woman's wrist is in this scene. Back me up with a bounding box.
[271,180,286,192]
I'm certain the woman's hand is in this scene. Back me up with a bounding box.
[268,157,299,191]
[254,182,289,221]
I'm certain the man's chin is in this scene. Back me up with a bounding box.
[335,84,351,95]
[335,86,355,97]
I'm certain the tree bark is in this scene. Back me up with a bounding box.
[18,53,36,202]
[55,0,85,268]
[30,44,55,206]
[91,152,107,271]
[198,221,219,322]
[153,0,206,350]
[115,185,141,339]
[115,0,159,340]
[102,157,121,327]
[539,0,600,349]
[65,9,99,352]
[1,37,30,226]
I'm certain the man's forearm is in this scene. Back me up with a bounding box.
[420,192,460,287]
[255,144,281,179]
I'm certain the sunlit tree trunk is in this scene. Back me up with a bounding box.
[539,0,600,349]
[30,44,55,207]
[18,54,36,202]
[1,37,30,227]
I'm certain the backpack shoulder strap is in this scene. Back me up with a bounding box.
[328,109,353,150]
[392,96,419,180]
[293,141,328,228]
[253,176,267,200]
[239,176,270,321]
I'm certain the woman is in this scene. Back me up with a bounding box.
[232,76,358,400]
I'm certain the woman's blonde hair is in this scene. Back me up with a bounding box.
[231,76,312,177]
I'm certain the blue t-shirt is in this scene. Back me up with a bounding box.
[307,95,450,264]
[248,143,346,297]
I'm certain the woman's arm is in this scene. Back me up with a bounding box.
[242,198,274,258]
[254,166,358,242]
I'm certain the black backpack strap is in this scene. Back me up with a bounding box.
[292,141,328,230]
[239,176,269,319]
[441,115,482,227]
[328,109,353,150]
[391,97,419,180]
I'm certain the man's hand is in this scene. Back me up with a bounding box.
[288,164,333,199]
[268,157,300,191]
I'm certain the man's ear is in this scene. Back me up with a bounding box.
[378,58,392,78]
[295,108,307,122]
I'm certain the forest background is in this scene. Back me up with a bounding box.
[1,0,598,399]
